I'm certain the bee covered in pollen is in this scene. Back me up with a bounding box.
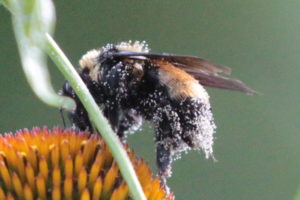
[62,41,256,184]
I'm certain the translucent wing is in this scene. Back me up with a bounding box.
[112,51,231,74]
[112,51,257,94]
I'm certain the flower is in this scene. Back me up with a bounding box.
[0,127,173,200]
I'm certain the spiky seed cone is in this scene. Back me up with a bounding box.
[0,127,174,200]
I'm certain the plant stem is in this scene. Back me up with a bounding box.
[2,0,76,112]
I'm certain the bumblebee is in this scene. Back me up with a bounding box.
[62,41,255,184]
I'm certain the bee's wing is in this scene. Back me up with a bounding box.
[177,63,257,94]
[113,52,257,95]
[113,52,231,75]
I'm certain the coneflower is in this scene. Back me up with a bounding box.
[0,127,173,200]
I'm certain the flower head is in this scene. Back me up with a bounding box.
[0,127,173,200]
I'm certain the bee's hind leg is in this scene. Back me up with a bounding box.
[156,142,172,194]
[154,104,183,189]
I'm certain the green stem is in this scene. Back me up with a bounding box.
[45,33,146,200]
[2,0,76,112]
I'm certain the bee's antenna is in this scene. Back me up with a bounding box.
[60,108,66,128]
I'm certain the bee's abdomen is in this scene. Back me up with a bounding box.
[175,97,216,157]
[153,96,216,176]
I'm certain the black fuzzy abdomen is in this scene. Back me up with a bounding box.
[175,98,216,156]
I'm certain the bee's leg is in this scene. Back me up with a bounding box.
[117,109,142,142]
[71,104,94,132]
[154,105,182,186]
[156,142,172,194]
[156,142,172,186]
[62,81,93,132]
[103,103,120,134]
[60,108,66,128]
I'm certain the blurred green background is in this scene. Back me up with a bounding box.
[1,0,300,199]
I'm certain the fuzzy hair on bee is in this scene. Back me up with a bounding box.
[62,41,256,185]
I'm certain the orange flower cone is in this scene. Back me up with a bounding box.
[0,127,174,200]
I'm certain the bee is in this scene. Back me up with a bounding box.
[62,41,256,185]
